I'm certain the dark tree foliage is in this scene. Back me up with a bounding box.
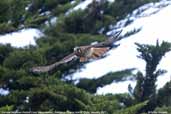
[134,41,171,101]
[77,68,134,93]
[157,81,171,106]
[0,44,13,64]
[133,41,171,112]
[0,0,167,113]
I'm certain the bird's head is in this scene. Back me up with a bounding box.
[74,47,82,56]
[74,46,81,52]
[74,46,88,56]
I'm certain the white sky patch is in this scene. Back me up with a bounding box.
[71,1,76,5]
[45,17,58,27]
[73,0,93,10]
[107,0,115,2]
[0,28,43,48]
[97,80,137,94]
[0,88,9,96]
[72,0,171,94]
[0,0,170,95]
[71,0,115,11]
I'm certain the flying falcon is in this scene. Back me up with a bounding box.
[30,31,122,74]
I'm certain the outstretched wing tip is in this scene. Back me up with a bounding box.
[30,52,78,74]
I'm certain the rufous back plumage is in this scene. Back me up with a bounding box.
[30,31,122,74]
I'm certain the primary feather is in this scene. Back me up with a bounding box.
[30,31,122,74]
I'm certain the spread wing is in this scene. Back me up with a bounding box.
[91,31,122,48]
[78,31,122,62]
[30,31,122,74]
[30,53,77,74]
[90,47,110,58]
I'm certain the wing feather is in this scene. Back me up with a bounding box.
[91,47,109,59]
[92,31,122,48]
[29,31,122,74]
[80,57,88,62]
[30,53,77,74]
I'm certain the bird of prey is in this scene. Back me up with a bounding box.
[30,31,122,74]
